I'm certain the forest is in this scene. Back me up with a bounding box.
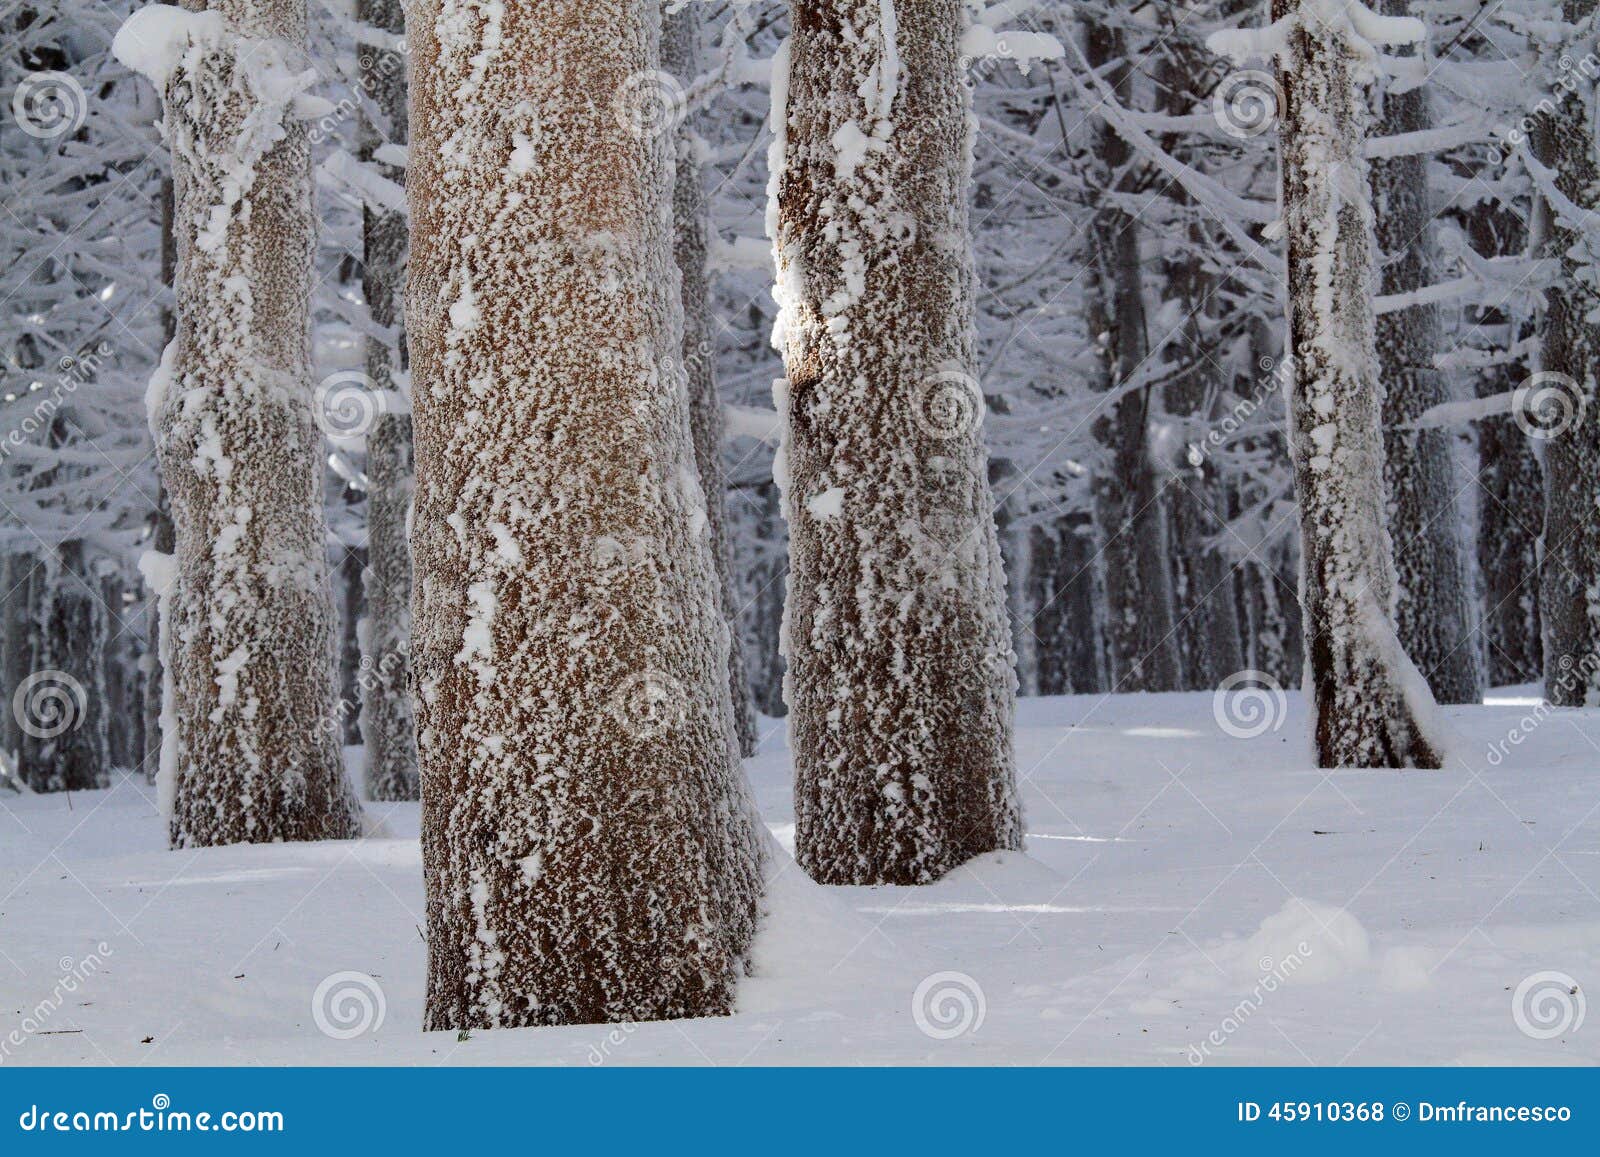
[0,0,1595,1066]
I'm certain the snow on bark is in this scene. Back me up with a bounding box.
[115,2,363,844]
[1529,0,1600,706]
[1369,0,1482,705]
[356,0,419,802]
[772,0,1022,884]
[407,0,762,1027]
[1214,1,1445,767]
[664,5,760,760]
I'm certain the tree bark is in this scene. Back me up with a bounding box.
[774,0,1022,884]
[1084,20,1183,693]
[663,6,760,759]
[1269,0,1443,767]
[131,0,362,843]
[1370,0,1481,704]
[1530,0,1600,705]
[408,0,762,1027]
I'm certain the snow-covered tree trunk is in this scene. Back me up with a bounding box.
[1029,514,1105,695]
[1218,1,1444,767]
[773,0,1022,884]
[1085,21,1182,693]
[143,177,177,783]
[664,5,759,759]
[1469,203,1542,687]
[408,0,762,1027]
[1530,0,1600,705]
[114,1,362,843]
[354,0,419,802]
[29,541,110,791]
[1370,0,1481,704]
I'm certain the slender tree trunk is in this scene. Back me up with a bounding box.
[353,0,419,801]
[1531,0,1600,704]
[117,0,362,843]
[26,540,110,791]
[751,479,787,717]
[1030,512,1105,695]
[1264,1,1443,767]
[1370,0,1481,704]
[774,0,1021,884]
[664,6,760,758]
[1467,209,1542,687]
[409,0,762,1028]
[143,176,178,783]
[1085,21,1182,692]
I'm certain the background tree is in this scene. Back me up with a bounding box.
[115,0,362,843]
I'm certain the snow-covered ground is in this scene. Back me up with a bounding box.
[2,690,1596,1066]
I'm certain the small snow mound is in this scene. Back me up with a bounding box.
[936,849,1064,898]
[1236,897,1371,984]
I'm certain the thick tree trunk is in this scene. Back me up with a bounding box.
[408,0,762,1028]
[664,6,760,759]
[1531,0,1600,705]
[355,0,419,802]
[1085,22,1182,693]
[774,0,1021,884]
[119,0,362,843]
[1370,0,1481,704]
[1267,1,1443,767]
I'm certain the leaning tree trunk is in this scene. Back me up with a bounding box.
[1085,21,1182,693]
[408,0,762,1028]
[1250,1,1444,767]
[773,0,1022,884]
[115,1,362,844]
[1531,0,1600,705]
[355,0,419,801]
[664,5,760,758]
[1370,0,1481,704]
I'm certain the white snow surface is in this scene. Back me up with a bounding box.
[3,691,1597,1065]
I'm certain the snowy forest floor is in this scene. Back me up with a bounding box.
[3,691,1598,1066]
